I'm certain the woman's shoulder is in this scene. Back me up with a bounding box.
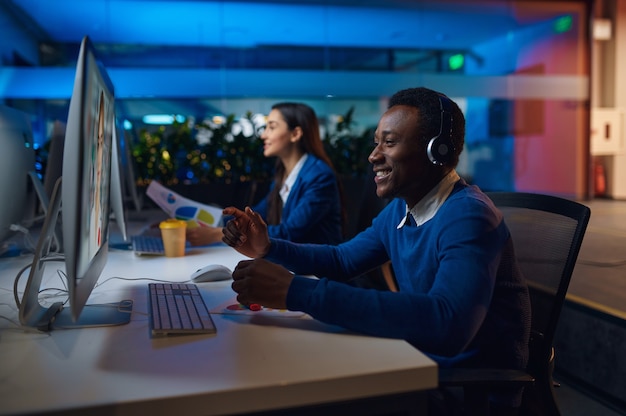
[302,154,336,176]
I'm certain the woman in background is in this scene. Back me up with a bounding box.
[187,102,344,246]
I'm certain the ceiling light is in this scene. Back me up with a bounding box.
[142,114,185,125]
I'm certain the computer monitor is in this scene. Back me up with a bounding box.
[0,105,36,253]
[19,36,131,330]
[111,116,129,240]
[114,116,142,213]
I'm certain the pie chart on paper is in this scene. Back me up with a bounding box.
[175,206,216,227]
[146,181,223,226]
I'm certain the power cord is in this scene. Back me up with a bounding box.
[95,275,193,288]
[11,267,184,330]
[13,256,66,309]
[7,223,37,254]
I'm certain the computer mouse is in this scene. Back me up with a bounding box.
[191,264,233,283]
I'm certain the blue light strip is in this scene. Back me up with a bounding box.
[142,114,185,125]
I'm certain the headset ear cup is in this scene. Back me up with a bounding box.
[426,136,440,165]
[427,136,450,165]
[427,95,455,166]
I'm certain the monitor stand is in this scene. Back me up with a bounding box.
[18,178,132,332]
[51,301,133,329]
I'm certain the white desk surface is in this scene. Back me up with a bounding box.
[0,238,437,415]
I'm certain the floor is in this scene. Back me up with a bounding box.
[567,198,626,317]
[553,197,626,416]
[555,376,625,416]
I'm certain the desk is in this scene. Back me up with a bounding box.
[0,244,437,415]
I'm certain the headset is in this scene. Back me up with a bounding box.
[426,95,455,166]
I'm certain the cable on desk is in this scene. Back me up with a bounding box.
[8,223,37,254]
[8,260,156,331]
[14,270,186,326]
[13,256,65,309]
[96,276,194,287]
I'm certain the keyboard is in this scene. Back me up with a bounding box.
[131,235,165,256]
[148,283,217,337]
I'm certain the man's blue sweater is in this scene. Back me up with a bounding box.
[267,180,530,372]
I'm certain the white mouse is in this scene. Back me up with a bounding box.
[191,264,233,283]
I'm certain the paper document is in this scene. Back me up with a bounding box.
[212,299,306,318]
[146,181,223,227]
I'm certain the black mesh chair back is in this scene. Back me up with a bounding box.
[487,192,590,415]
[438,192,590,416]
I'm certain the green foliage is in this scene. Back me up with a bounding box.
[131,107,373,185]
[132,121,195,185]
[323,106,373,178]
[132,113,274,186]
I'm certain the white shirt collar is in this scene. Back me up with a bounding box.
[280,154,308,204]
[397,170,461,229]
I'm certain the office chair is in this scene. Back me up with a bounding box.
[438,192,591,416]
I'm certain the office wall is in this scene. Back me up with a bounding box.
[603,0,626,198]
[462,3,591,197]
[513,9,589,197]
[0,2,39,69]
[593,0,626,199]
[0,0,594,199]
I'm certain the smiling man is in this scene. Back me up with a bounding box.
[222,87,531,414]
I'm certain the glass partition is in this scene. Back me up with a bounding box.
[3,0,592,199]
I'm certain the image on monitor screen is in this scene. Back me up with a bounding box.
[18,36,131,331]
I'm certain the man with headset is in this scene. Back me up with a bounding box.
[222,87,531,414]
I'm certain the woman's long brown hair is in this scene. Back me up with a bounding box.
[265,102,345,233]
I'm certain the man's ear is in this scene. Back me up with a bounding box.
[291,126,303,143]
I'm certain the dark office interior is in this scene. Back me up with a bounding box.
[1,0,625,414]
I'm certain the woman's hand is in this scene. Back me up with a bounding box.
[186,226,223,246]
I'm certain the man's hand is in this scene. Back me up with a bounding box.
[231,259,293,309]
[222,206,271,258]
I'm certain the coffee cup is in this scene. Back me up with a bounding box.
[159,219,187,257]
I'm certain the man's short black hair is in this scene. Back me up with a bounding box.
[388,87,465,167]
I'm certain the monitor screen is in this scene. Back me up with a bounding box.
[0,105,36,252]
[19,36,131,330]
